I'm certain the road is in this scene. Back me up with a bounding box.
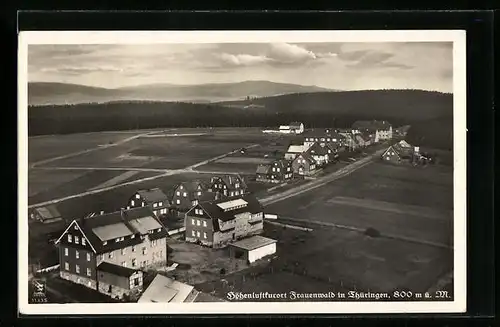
[28,144,259,209]
[259,148,386,206]
[30,131,158,168]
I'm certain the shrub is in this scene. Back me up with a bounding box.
[220,268,226,275]
[364,227,381,238]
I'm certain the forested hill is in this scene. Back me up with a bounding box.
[28,90,453,136]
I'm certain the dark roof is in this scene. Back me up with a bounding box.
[34,205,62,220]
[190,194,263,231]
[306,143,329,156]
[211,175,247,191]
[303,130,343,139]
[137,188,169,203]
[295,152,316,164]
[392,143,414,158]
[256,164,271,174]
[76,206,167,254]
[97,262,140,278]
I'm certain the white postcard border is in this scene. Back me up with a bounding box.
[18,30,467,315]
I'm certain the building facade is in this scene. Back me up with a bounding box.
[55,206,168,298]
[171,181,210,212]
[128,188,170,218]
[352,120,393,142]
[184,194,264,248]
[255,159,293,183]
[305,142,330,166]
[291,152,317,176]
[208,175,247,198]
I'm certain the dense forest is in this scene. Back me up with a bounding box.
[28,89,453,150]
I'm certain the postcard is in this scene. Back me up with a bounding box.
[18,30,466,315]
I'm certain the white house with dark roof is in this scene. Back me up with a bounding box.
[54,206,168,296]
[128,188,170,217]
[184,194,264,248]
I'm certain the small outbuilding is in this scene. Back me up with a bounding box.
[30,205,63,223]
[138,274,196,303]
[228,235,277,264]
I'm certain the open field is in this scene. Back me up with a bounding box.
[266,162,453,247]
[196,223,453,300]
[28,169,89,197]
[28,131,161,164]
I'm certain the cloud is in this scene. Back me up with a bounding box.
[40,65,123,75]
[267,43,317,63]
[216,53,271,66]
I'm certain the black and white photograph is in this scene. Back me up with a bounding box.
[18,30,466,315]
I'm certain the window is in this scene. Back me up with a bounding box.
[121,248,126,255]
[151,240,157,247]
[75,265,80,274]
[75,250,79,259]
[230,191,234,196]
[132,259,137,267]
[176,191,180,196]
[159,250,163,258]
[192,230,196,237]
[136,194,140,199]
[131,234,135,239]
[131,200,135,206]
[64,262,69,270]
[133,277,140,286]
[157,228,161,232]
[67,234,72,243]
[197,191,202,196]
[176,199,180,205]
[82,238,86,246]
[277,168,281,172]
[196,231,201,237]
[64,248,68,256]
[191,218,196,225]
[108,251,114,259]
[192,200,198,206]
[183,192,187,197]
[196,220,201,226]
[203,232,207,239]
[121,261,127,267]
[86,268,91,276]
[103,241,107,246]
[132,245,136,252]
[272,167,276,172]
[86,253,91,261]
[203,221,207,227]
[142,247,147,255]
[153,203,158,208]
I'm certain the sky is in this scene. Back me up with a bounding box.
[28,42,453,92]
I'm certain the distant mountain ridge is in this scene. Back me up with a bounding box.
[28,81,334,105]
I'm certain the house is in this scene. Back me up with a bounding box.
[138,274,197,303]
[171,181,210,212]
[305,142,330,166]
[381,140,416,164]
[278,122,304,134]
[338,131,359,151]
[352,120,393,141]
[321,142,340,161]
[284,144,311,160]
[291,152,317,176]
[30,205,63,223]
[303,130,345,148]
[228,235,277,264]
[255,159,293,183]
[96,262,144,301]
[208,175,247,198]
[55,206,169,298]
[128,188,170,218]
[355,133,372,147]
[184,194,264,248]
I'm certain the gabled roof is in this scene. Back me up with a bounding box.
[230,235,277,251]
[33,205,62,220]
[211,175,246,190]
[256,164,271,174]
[287,145,308,153]
[137,188,169,203]
[63,206,167,254]
[295,152,316,165]
[306,143,329,156]
[97,262,140,278]
[192,194,263,230]
[138,274,194,303]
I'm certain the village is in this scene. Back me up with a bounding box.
[28,120,442,304]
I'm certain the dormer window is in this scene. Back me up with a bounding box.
[159,201,163,207]
[153,203,158,208]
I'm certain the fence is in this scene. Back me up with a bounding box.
[36,264,60,274]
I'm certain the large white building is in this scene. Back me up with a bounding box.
[278,122,304,134]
